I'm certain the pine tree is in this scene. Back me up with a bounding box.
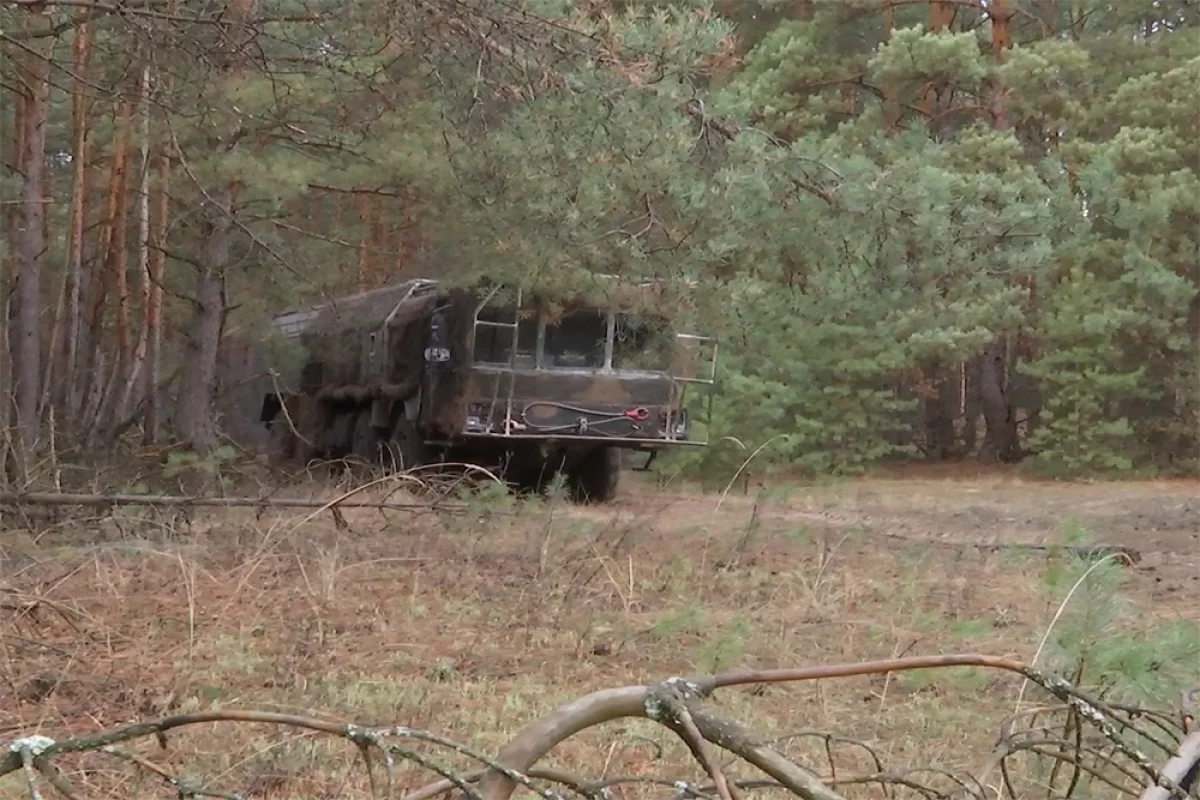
[2,0,1194,476]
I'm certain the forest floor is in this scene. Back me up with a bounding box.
[0,467,1197,799]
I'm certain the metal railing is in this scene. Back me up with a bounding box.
[468,289,717,444]
[662,333,717,445]
[472,286,523,435]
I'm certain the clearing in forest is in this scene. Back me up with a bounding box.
[1,472,1197,799]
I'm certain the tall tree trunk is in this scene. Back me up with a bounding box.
[10,9,53,471]
[0,276,8,485]
[39,272,67,421]
[356,192,372,288]
[977,0,1019,461]
[108,95,136,428]
[922,363,960,460]
[1,83,26,483]
[881,1,899,131]
[37,153,58,428]
[920,1,954,120]
[144,122,171,445]
[81,96,133,425]
[957,361,978,456]
[64,23,94,425]
[978,338,1018,462]
[47,21,94,429]
[144,1,177,445]
[987,0,1012,131]
[173,188,233,455]
[115,65,153,427]
[171,0,254,452]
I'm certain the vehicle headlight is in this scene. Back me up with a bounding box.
[674,409,689,437]
[661,409,689,438]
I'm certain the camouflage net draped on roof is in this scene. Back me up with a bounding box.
[274,280,442,340]
[273,275,699,342]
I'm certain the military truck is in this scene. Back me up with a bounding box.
[257,277,716,503]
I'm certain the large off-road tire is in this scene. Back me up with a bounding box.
[503,448,559,496]
[327,409,358,458]
[267,417,296,467]
[567,446,620,504]
[381,416,428,473]
[350,408,382,464]
[267,396,315,469]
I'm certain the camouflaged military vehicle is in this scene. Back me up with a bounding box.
[258,277,716,503]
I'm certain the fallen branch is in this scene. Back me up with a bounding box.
[784,510,1144,565]
[1140,732,1200,800]
[647,680,745,800]
[874,529,1142,565]
[686,705,848,800]
[1,655,1188,800]
[476,654,1190,800]
[0,491,466,514]
[477,654,1025,800]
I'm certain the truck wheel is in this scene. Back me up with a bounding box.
[267,397,314,469]
[328,410,357,458]
[568,446,620,504]
[504,448,556,495]
[350,409,381,464]
[382,417,428,472]
[267,418,296,466]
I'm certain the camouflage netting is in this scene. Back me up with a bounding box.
[267,274,702,399]
[298,281,440,338]
[272,280,441,390]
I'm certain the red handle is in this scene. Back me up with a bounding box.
[624,407,650,422]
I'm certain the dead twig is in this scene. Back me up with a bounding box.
[646,680,743,800]
[102,746,244,800]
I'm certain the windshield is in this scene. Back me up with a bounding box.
[473,306,538,367]
[612,313,674,372]
[471,301,692,374]
[543,309,607,369]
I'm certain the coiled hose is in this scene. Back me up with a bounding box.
[517,401,650,437]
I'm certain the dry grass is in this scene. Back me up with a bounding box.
[0,470,1197,799]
